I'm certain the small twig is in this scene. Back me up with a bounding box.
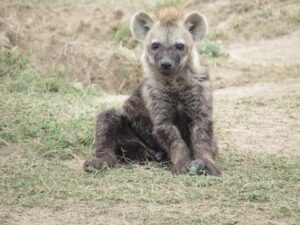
[39,175,51,193]
[0,137,10,147]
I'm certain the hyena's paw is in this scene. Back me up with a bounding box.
[189,159,205,175]
[83,156,117,172]
[172,158,192,175]
[203,159,222,177]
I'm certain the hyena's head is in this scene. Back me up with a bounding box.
[131,7,208,77]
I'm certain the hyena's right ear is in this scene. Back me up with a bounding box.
[184,12,208,41]
[131,11,154,41]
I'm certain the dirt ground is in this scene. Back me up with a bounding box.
[0,0,299,224]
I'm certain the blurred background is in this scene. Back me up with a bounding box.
[1,0,299,93]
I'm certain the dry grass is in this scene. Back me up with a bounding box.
[0,0,143,92]
[1,0,299,93]
[192,0,300,42]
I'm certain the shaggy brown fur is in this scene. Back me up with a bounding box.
[155,7,183,25]
[84,8,221,176]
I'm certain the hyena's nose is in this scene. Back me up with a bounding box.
[160,60,172,70]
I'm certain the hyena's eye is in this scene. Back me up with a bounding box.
[151,42,161,50]
[175,43,185,51]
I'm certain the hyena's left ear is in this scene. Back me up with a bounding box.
[131,11,154,41]
[184,12,208,41]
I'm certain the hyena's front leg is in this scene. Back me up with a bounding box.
[154,123,192,174]
[190,119,222,176]
[185,81,222,176]
[83,109,120,172]
[145,85,193,174]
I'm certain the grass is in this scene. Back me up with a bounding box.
[198,40,228,58]
[1,45,300,224]
[1,153,298,224]
[113,26,131,45]
[0,47,100,158]
[112,25,138,49]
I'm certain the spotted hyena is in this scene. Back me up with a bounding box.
[84,8,222,176]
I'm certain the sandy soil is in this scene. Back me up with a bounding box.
[215,80,300,157]
[227,29,300,66]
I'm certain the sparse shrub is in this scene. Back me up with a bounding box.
[0,47,28,77]
[113,25,137,49]
[208,30,227,41]
[198,40,227,58]
[113,25,131,44]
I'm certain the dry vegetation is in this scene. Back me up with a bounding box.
[0,0,299,224]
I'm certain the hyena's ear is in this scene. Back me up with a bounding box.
[184,12,208,41]
[131,11,154,41]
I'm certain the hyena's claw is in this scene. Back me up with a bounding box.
[154,151,166,161]
[83,158,103,172]
[83,156,117,172]
[189,159,205,175]
[172,159,192,175]
[203,159,222,177]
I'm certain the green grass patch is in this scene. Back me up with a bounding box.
[198,40,228,58]
[113,25,131,44]
[0,47,103,159]
[0,150,299,224]
[112,25,138,48]
[0,47,28,77]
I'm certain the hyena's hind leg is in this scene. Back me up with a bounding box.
[84,109,121,172]
[117,127,166,163]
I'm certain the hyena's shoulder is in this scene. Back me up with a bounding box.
[122,82,148,118]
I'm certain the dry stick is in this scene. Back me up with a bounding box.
[0,137,10,147]
[39,175,51,193]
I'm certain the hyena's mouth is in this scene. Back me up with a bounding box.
[159,67,178,76]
